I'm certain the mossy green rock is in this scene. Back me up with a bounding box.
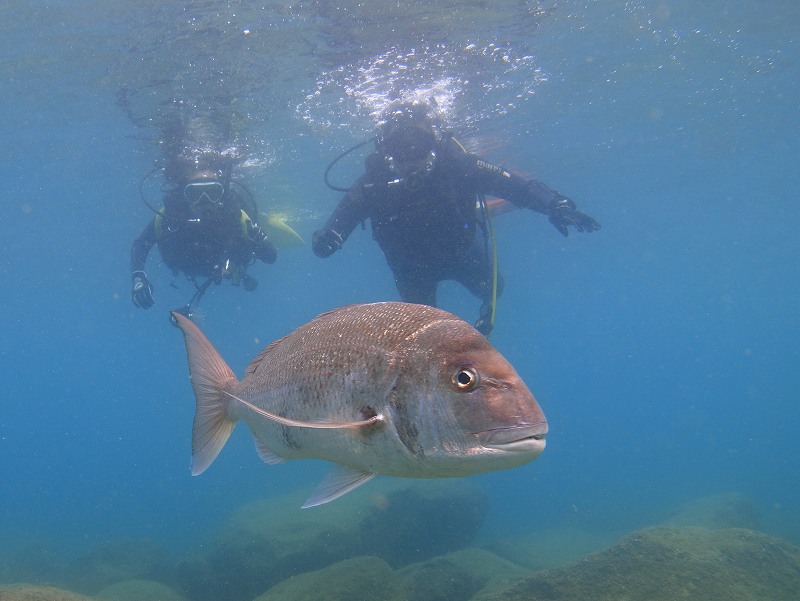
[0,584,94,601]
[398,556,477,601]
[398,548,531,601]
[482,526,616,572]
[94,578,187,601]
[484,526,800,601]
[179,479,486,601]
[63,539,174,595]
[253,556,401,601]
[664,491,760,529]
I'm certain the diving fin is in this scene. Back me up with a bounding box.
[259,212,305,248]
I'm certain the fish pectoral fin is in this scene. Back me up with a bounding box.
[225,391,384,430]
[301,465,376,509]
[254,439,286,465]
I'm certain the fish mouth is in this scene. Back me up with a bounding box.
[477,423,548,453]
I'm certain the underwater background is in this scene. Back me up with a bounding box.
[1,1,798,599]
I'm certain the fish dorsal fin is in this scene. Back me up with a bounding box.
[254,439,286,465]
[311,303,363,320]
[302,465,376,509]
[243,337,286,379]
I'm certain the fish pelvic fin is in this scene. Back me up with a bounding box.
[302,465,376,509]
[254,439,286,465]
[172,312,239,476]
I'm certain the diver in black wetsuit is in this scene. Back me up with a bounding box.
[130,154,276,310]
[312,99,600,335]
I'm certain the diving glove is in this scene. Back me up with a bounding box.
[131,270,154,309]
[548,197,601,237]
[312,228,343,258]
[247,221,277,264]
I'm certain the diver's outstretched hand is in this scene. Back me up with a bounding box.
[247,221,277,264]
[548,197,601,237]
[131,270,154,309]
[312,228,343,258]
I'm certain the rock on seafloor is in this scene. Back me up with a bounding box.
[0,584,95,601]
[252,549,533,601]
[663,491,760,530]
[178,479,487,601]
[482,525,800,601]
[94,578,188,601]
[252,556,401,601]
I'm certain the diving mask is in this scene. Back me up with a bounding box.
[184,181,225,205]
[381,125,437,164]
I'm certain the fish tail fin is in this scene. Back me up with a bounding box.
[172,312,239,475]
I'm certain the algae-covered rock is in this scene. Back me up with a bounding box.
[178,479,487,601]
[62,539,174,595]
[484,525,800,601]
[176,490,361,601]
[397,557,477,601]
[94,578,187,601]
[397,548,532,601]
[664,491,760,530]
[0,543,68,588]
[0,584,94,601]
[353,480,488,566]
[481,526,616,572]
[253,556,401,601]
[438,548,531,589]
[439,548,532,601]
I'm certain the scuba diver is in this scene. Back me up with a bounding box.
[312,99,601,336]
[130,153,277,311]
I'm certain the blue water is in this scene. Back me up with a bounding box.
[1,0,797,568]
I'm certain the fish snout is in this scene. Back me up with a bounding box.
[477,422,548,455]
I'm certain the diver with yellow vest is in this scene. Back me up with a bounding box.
[130,154,277,311]
[312,99,601,336]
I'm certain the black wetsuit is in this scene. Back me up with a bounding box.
[131,189,275,281]
[316,136,564,307]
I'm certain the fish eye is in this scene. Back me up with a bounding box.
[452,367,480,391]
